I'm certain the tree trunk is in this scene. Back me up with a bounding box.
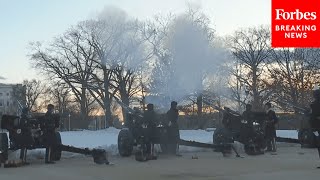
[80,86,87,122]
[196,94,203,115]
[104,69,113,128]
[252,67,262,111]
[120,92,130,125]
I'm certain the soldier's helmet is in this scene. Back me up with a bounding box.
[171,101,177,108]
[245,104,252,110]
[22,107,29,114]
[147,103,154,111]
[265,102,272,108]
[313,89,320,100]
[47,104,54,112]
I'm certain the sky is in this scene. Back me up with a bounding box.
[0,0,271,84]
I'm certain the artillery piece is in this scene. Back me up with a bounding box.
[213,107,268,155]
[118,113,240,160]
[0,114,109,167]
[208,102,304,155]
[202,99,303,155]
[115,97,240,161]
[275,100,318,148]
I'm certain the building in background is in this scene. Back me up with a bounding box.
[0,83,26,116]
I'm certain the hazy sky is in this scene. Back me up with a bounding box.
[0,0,271,84]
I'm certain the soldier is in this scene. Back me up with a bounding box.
[242,104,254,128]
[43,104,57,164]
[241,104,254,143]
[19,107,32,165]
[166,101,180,155]
[142,103,158,160]
[264,102,278,152]
[309,89,320,164]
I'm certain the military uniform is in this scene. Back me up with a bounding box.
[241,106,255,143]
[142,104,158,159]
[19,107,32,165]
[43,104,57,164]
[310,90,320,160]
[265,103,278,152]
[166,101,180,155]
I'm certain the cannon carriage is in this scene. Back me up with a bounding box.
[117,107,240,160]
[0,114,109,166]
[118,112,175,160]
[213,108,268,155]
[0,114,62,162]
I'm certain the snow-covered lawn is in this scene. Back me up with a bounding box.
[60,128,298,155]
[7,128,298,160]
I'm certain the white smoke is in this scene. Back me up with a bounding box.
[155,12,230,104]
[95,6,146,70]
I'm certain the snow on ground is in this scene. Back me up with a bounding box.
[10,128,298,160]
[276,130,298,139]
[60,129,298,155]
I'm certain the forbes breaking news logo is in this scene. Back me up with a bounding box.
[275,9,316,38]
[272,0,320,48]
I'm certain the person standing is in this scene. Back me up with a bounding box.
[166,101,180,155]
[43,104,57,164]
[19,107,32,165]
[241,104,255,143]
[264,102,278,152]
[142,104,158,160]
[309,89,320,167]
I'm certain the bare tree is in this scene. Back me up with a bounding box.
[227,26,272,110]
[268,48,320,110]
[228,60,249,112]
[30,23,97,121]
[22,79,47,112]
[71,8,148,126]
[47,81,73,114]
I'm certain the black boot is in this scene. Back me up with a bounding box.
[20,148,30,165]
[45,147,55,164]
[271,138,277,152]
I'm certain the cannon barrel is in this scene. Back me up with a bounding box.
[57,144,109,164]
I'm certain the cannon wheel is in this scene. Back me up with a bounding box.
[298,129,317,148]
[213,128,234,144]
[52,132,62,161]
[118,129,134,157]
[213,128,234,153]
[0,133,9,161]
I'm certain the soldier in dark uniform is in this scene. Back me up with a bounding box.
[19,107,32,165]
[166,101,180,155]
[309,89,320,162]
[242,104,254,128]
[127,107,143,139]
[241,104,254,142]
[43,104,57,164]
[264,102,278,152]
[142,104,158,159]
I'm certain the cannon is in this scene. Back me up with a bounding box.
[0,114,109,167]
[211,105,268,155]
[275,100,317,148]
[209,102,308,155]
[115,97,239,161]
[118,115,238,160]
[202,100,267,155]
[117,111,173,161]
